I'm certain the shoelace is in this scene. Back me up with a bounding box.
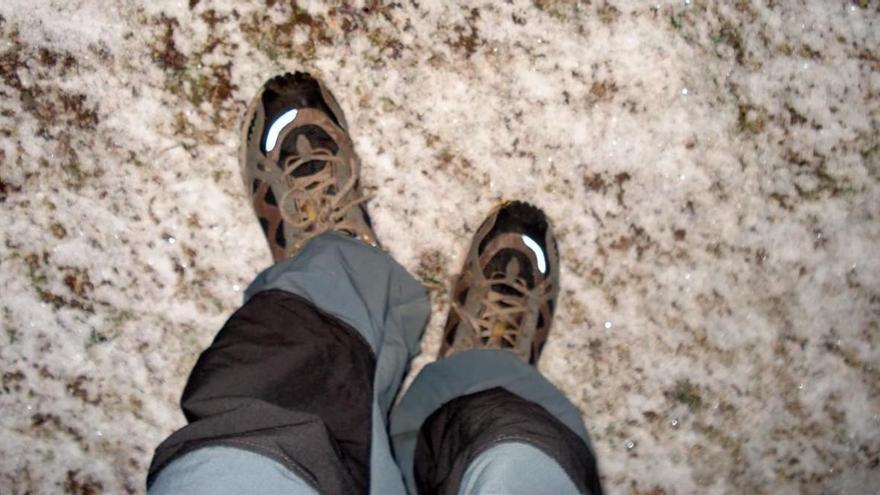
[452,264,553,349]
[263,139,372,250]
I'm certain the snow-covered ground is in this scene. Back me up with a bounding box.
[1,1,878,493]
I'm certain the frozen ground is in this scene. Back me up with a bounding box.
[1,0,878,493]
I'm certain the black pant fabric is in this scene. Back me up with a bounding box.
[147,289,376,494]
[148,289,600,494]
[414,387,603,495]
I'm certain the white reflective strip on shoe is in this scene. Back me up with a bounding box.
[264,109,298,152]
[521,234,546,274]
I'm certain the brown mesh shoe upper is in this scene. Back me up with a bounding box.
[240,72,378,262]
[439,201,560,365]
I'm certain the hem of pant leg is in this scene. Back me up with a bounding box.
[460,438,586,495]
[413,388,601,495]
[238,230,429,495]
[148,290,379,494]
[147,439,320,492]
[389,349,595,494]
[457,441,588,495]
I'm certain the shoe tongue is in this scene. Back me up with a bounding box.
[295,134,312,155]
[486,250,534,296]
[280,125,338,177]
[505,257,521,279]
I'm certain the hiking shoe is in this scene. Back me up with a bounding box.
[439,201,560,365]
[240,72,378,262]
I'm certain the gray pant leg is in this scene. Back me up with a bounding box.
[150,447,318,495]
[244,231,430,495]
[390,350,600,494]
[457,442,580,495]
[150,232,429,495]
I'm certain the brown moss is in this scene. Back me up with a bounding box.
[415,249,449,291]
[0,28,24,90]
[715,22,745,64]
[596,2,621,24]
[582,170,630,207]
[64,470,103,495]
[152,15,187,70]
[239,2,336,62]
[50,223,67,239]
[448,8,481,57]
[583,173,607,192]
[63,268,93,299]
[737,103,766,134]
[589,80,618,103]
[1,370,25,393]
[66,375,100,406]
[668,379,703,410]
[0,179,22,202]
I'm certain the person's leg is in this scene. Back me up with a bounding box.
[149,233,428,495]
[458,442,581,495]
[150,447,318,494]
[391,202,603,495]
[392,352,601,495]
[147,73,428,495]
